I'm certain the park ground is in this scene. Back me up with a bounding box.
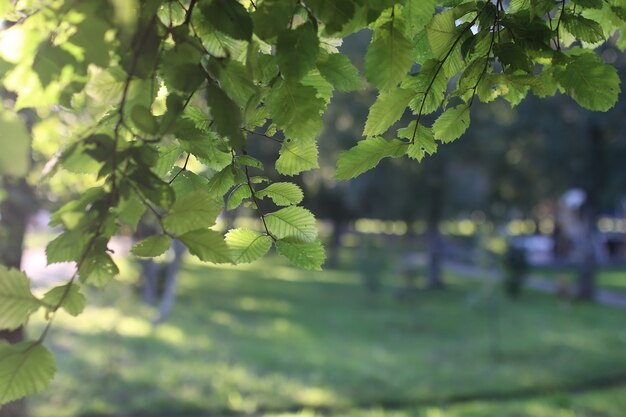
[24,250,626,417]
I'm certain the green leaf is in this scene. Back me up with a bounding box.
[572,0,603,8]
[42,283,86,316]
[265,206,318,243]
[201,0,252,41]
[265,81,325,142]
[179,229,232,264]
[276,22,320,81]
[275,138,319,176]
[0,342,56,406]
[162,190,223,236]
[364,88,413,136]
[78,252,119,288]
[215,60,259,108]
[257,182,304,206]
[316,53,362,92]
[252,0,293,41]
[555,52,620,111]
[404,0,437,39]
[226,184,252,210]
[365,22,413,91]
[207,166,237,197]
[336,137,408,180]
[32,42,76,86]
[425,9,456,58]
[0,111,30,177]
[207,82,245,148]
[225,229,272,264]
[235,155,263,170]
[46,230,92,264]
[563,14,605,43]
[0,267,41,330]
[276,239,326,270]
[432,105,471,143]
[131,235,172,258]
[117,194,146,232]
[405,59,447,115]
[398,121,437,162]
[131,105,158,134]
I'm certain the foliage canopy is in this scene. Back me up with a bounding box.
[1,0,625,404]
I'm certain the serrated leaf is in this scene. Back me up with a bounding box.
[46,230,92,264]
[336,137,408,180]
[425,9,456,58]
[405,59,447,115]
[226,184,252,210]
[207,165,237,197]
[117,194,147,232]
[405,0,437,39]
[207,82,244,147]
[275,138,319,176]
[217,60,260,107]
[276,239,326,270]
[276,22,320,81]
[131,235,172,258]
[0,266,41,330]
[555,52,620,111]
[252,0,293,41]
[201,0,252,41]
[317,53,362,92]
[364,88,414,136]
[265,206,317,243]
[365,22,413,91]
[0,111,30,177]
[225,229,272,264]
[0,342,56,405]
[162,190,223,235]
[42,283,85,316]
[179,229,232,264]
[78,252,119,288]
[432,105,471,143]
[257,182,304,206]
[398,121,437,161]
[265,81,325,141]
[563,14,605,43]
[235,155,263,169]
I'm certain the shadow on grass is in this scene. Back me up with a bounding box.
[31,258,626,417]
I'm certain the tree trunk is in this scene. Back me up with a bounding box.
[141,259,159,305]
[576,123,605,300]
[154,240,185,324]
[426,216,444,289]
[425,161,445,290]
[0,177,35,417]
[326,218,347,269]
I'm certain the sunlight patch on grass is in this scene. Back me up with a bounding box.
[238,296,293,314]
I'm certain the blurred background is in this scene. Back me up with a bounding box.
[5,31,626,417]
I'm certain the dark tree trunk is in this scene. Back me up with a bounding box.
[326,218,347,269]
[425,161,445,290]
[141,259,159,305]
[576,123,605,300]
[0,177,35,417]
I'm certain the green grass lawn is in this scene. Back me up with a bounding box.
[531,265,626,294]
[27,256,626,417]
